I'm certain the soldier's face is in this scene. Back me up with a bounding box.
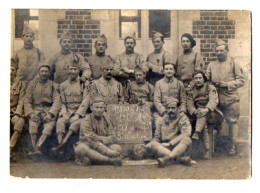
[39,67,50,81]
[23,33,35,47]
[166,104,178,118]
[181,37,192,50]
[103,66,114,79]
[124,38,136,52]
[194,73,205,87]
[164,64,175,78]
[68,66,79,80]
[135,71,145,83]
[60,39,72,52]
[91,102,105,117]
[152,37,164,50]
[95,41,107,54]
[215,45,228,61]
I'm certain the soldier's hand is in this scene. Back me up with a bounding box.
[219,81,228,88]
[199,108,209,117]
[30,113,38,122]
[11,115,20,125]
[63,115,70,124]
[43,113,52,123]
[162,143,170,147]
[70,114,80,123]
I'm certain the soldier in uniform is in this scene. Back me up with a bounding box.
[10,59,26,161]
[73,96,122,166]
[206,39,245,156]
[86,34,119,80]
[125,65,154,107]
[48,30,91,84]
[175,33,205,89]
[154,62,187,122]
[187,70,219,159]
[115,33,148,95]
[24,63,61,158]
[146,98,192,167]
[91,60,124,105]
[51,62,90,156]
[146,31,174,85]
[13,27,45,85]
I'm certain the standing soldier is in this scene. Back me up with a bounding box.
[187,70,219,159]
[206,39,245,156]
[86,34,119,80]
[73,96,122,166]
[125,65,154,107]
[115,33,148,95]
[175,33,205,89]
[13,26,45,85]
[154,62,187,122]
[146,31,174,86]
[24,63,60,158]
[51,62,90,156]
[10,59,26,161]
[146,98,192,167]
[91,60,124,105]
[48,30,91,84]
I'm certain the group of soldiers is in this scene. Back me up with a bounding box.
[10,26,245,167]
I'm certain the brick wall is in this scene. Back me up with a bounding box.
[57,10,100,58]
[192,11,236,66]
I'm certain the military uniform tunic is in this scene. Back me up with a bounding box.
[49,51,91,84]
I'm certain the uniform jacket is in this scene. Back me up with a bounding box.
[206,56,245,105]
[86,54,118,80]
[187,82,218,115]
[91,76,124,105]
[154,77,187,115]
[79,113,116,145]
[153,114,191,144]
[48,51,91,84]
[14,47,45,82]
[10,79,26,116]
[175,50,205,83]
[59,76,90,118]
[125,80,154,107]
[24,78,61,117]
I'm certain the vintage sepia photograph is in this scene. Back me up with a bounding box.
[9,9,251,179]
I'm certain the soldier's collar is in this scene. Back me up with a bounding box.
[61,49,71,55]
[96,52,106,57]
[101,76,114,86]
[164,76,174,83]
[154,48,163,53]
[69,76,80,83]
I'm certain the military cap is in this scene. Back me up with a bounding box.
[60,30,72,40]
[152,31,164,40]
[22,26,34,36]
[101,59,114,70]
[38,62,51,71]
[181,33,196,48]
[165,97,179,107]
[124,32,136,42]
[215,38,227,47]
[96,34,107,43]
[90,94,105,106]
[134,65,146,74]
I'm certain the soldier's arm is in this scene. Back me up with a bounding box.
[59,85,68,116]
[147,83,155,107]
[90,81,99,96]
[78,54,91,80]
[226,60,245,91]
[75,92,90,117]
[49,83,61,117]
[186,91,197,116]
[110,55,121,77]
[138,54,149,73]
[206,85,219,112]
[99,117,116,145]
[179,115,192,137]
[80,115,103,142]
[154,82,166,116]
[179,81,187,113]
[195,53,206,73]
[14,81,26,117]
[151,119,162,142]
[146,55,164,75]
[115,55,129,78]
[23,81,34,117]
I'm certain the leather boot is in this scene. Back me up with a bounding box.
[157,156,171,168]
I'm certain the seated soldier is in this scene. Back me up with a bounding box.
[10,59,26,161]
[73,96,122,166]
[51,62,90,156]
[125,65,154,107]
[187,71,219,159]
[24,63,60,159]
[146,98,192,167]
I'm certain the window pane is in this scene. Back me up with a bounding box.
[149,10,171,38]
[15,9,30,38]
[30,9,39,16]
[121,22,138,38]
[121,10,138,17]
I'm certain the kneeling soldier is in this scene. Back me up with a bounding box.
[51,62,90,155]
[24,63,61,158]
[146,98,192,167]
[187,70,219,159]
[73,96,122,166]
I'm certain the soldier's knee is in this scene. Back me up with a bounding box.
[74,143,90,155]
[109,144,122,153]
[14,117,25,133]
[181,136,192,146]
[146,140,159,150]
[56,118,65,133]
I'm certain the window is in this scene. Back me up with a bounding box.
[119,10,141,38]
[149,10,171,38]
[15,9,39,39]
